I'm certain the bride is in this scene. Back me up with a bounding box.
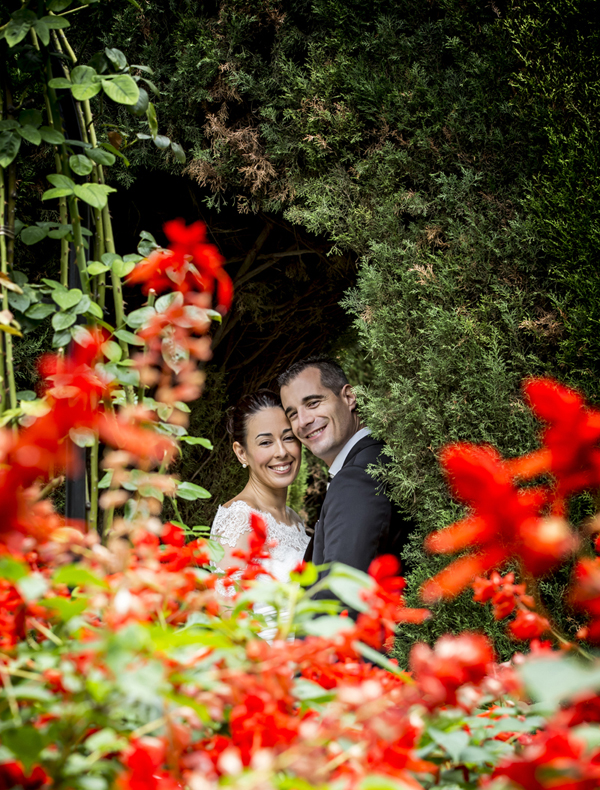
[210,389,310,637]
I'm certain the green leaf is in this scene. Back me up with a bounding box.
[17,390,36,401]
[48,77,73,89]
[25,302,55,320]
[52,312,76,331]
[302,615,355,637]
[42,14,71,29]
[48,0,73,10]
[206,538,224,563]
[146,101,158,138]
[8,291,31,312]
[114,329,145,346]
[130,87,149,117]
[140,77,160,96]
[48,173,76,190]
[155,292,183,312]
[42,187,73,201]
[0,556,29,582]
[47,224,73,239]
[39,597,88,621]
[18,125,42,145]
[104,47,128,70]
[112,258,135,278]
[99,142,130,166]
[519,657,600,707]
[52,288,82,310]
[16,573,48,601]
[5,9,37,48]
[69,154,94,176]
[71,82,102,101]
[293,678,336,702]
[19,109,43,128]
[101,75,139,105]
[177,481,212,501]
[0,120,18,131]
[69,427,96,447]
[359,776,417,790]
[154,134,170,150]
[39,126,65,145]
[0,131,21,167]
[115,365,139,387]
[428,727,470,764]
[180,436,213,449]
[53,564,109,590]
[73,183,116,209]
[71,325,94,346]
[86,147,115,166]
[101,340,122,362]
[125,305,156,329]
[290,561,319,586]
[21,226,48,245]
[71,64,98,83]
[87,261,111,275]
[52,329,71,348]
[2,726,43,772]
[85,301,104,320]
[73,295,91,315]
[171,141,186,164]
[33,18,50,46]
[98,470,113,489]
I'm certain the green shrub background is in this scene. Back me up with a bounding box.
[6,0,599,661]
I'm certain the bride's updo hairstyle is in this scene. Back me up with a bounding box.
[226,389,282,448]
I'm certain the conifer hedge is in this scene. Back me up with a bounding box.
[13,0,600,659]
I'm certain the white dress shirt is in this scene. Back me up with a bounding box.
[328,427,372,479]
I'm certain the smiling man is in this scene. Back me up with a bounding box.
[278,356,414,592]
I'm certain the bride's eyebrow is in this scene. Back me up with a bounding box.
[255,432,274,439]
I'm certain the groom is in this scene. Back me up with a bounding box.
[278,356,413,585]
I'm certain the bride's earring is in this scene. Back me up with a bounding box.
[242,463,247,468]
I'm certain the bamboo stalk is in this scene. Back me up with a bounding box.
[89,435,99,534]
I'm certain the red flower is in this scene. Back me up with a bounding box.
[127,219,232,311]
[409,633,494,708]
[508,609,551,641]
[422,444,576,602]
[493,728,600,789]
[570,558,600,642]
[510,378,600,513]
[117,738,179,790]
[0,762,50,790]
[162,522,186,547]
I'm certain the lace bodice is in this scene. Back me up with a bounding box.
[210,500,310,584]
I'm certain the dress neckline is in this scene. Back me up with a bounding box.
[217,500,303,532]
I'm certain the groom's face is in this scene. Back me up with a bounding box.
[280,366,357,467]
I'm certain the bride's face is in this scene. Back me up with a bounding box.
[237,406,301,489]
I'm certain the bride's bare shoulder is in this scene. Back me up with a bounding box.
[221,497,252,510]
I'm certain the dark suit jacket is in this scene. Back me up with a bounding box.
[304,435,413,583]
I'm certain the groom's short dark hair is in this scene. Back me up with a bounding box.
[277,355,349,395]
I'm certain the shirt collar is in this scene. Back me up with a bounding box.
[328,427,372,478]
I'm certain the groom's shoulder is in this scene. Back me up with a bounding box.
[344,435,387,470]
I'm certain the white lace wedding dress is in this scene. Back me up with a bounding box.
[210,500,310,641]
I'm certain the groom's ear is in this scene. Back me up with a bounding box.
[340,383,357,412]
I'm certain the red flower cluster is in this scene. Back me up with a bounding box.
[409,633,494,708]
[422,377,596,603]
[473,571,551,641]
[127,219,232,311]
[492,728,600,789]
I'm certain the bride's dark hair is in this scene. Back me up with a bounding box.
[226,389,282,447]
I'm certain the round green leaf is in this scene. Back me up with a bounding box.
[69,154,94,176]
[112,259,135,278]
[52,288,82,311]
[101,75,139,105]
[43,187,73,201]
[17,125,42,145]
[125,305,156,329]
[21,226,48,245]
[101,340,122,362]
[153,135,170,150]
[129,87,149,117]
[52,312,77,331]
[73,295,92,315]
[71,82,102,101]
[5,9,37,48]
[48,78,73,89]
[86,148,115,166]
[73,183,117,209]
[52,329,71,348]
[104,47,127,70]
[33,18,50,47]
[39,126,65,145]
[47,173,76,190]
[87,261,111,275]
[0,131,21,168]
[146,102,158,138]
[114,329,145,346]
[25,303,55,320]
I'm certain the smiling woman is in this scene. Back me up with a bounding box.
[209,390,310,638]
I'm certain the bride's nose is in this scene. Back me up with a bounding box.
[273,440,289,458]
